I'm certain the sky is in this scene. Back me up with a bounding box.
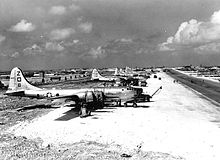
[1,0,220,70]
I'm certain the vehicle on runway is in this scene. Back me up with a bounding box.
[5,67,142,117]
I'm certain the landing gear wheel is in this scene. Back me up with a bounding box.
[80,104,88,118]
[132,102,137,107]
[118,100,121,107]
[116,100,121,107]
[87,110,91,116]
[146,96,151,102]
[99,103,104,109]
[124,103,127,107]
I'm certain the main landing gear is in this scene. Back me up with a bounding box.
[79,103,91,118]
[123,102,137,107]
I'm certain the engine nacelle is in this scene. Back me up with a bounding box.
[85,91,95,103]
[77,91,95,103]
[77,91,105,110]
[93,91,105,102]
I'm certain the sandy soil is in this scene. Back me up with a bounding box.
[4,72,220,160]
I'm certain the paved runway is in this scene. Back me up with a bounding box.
[166,69,220,105]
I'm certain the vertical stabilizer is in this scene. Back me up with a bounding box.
[114,68,119,76]
[125,66,132,73]
[91,69,103,80]
[6,67,40,94]
[119,68,125,75]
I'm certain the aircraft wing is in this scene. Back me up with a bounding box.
[50,98,77,107]
[48,94,80,100]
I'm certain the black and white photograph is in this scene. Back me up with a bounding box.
[1,0,220,159]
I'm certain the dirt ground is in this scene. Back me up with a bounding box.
[1,72,220,159]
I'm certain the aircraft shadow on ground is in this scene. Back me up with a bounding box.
[17,104,58,112]
[55,107,80,121]
[55,103,151,121]
[88,107,117,119]
[55,105,118,121]
[121,105,151,108]
[92,110,114,113]
[134,105,150,108]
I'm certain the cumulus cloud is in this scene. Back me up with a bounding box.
[136,48,149,54]
[69,4,81,12]
[23,44,43,55]
[49,6,67,15]
[9,19,35,32]
[82,46,106,59]
[211,10,220,24]
[194,42,220,54]
[159,10,220,51]
[119,38,133,43]
[45,42,64,51]
[64,39,80,46]
[158,37,175,51]
[0,52,7,57]
[73,39,79,44]
[78,22,93,33]
[0,35,6,44]
[11,52,20,58]
[50,28,75,40]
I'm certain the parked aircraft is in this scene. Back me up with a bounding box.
[91,68,134,86]
[90,68,162,102]
[5,67,140,117]
[114,68,123,76]
[91,68,117,82]
[90,67,144,87]
[115,67,149,78]
[114,67,137,78]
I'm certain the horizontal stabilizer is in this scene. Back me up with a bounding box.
[4,90,25,96]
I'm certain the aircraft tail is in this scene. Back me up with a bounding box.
[6,67,40,95]
[119,68,125,74]
[114,68,119,76]
[91,69,103,80]
[125,66,132,73]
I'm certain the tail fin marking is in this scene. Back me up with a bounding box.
[91,69,104,80]
[7,67,40,93]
